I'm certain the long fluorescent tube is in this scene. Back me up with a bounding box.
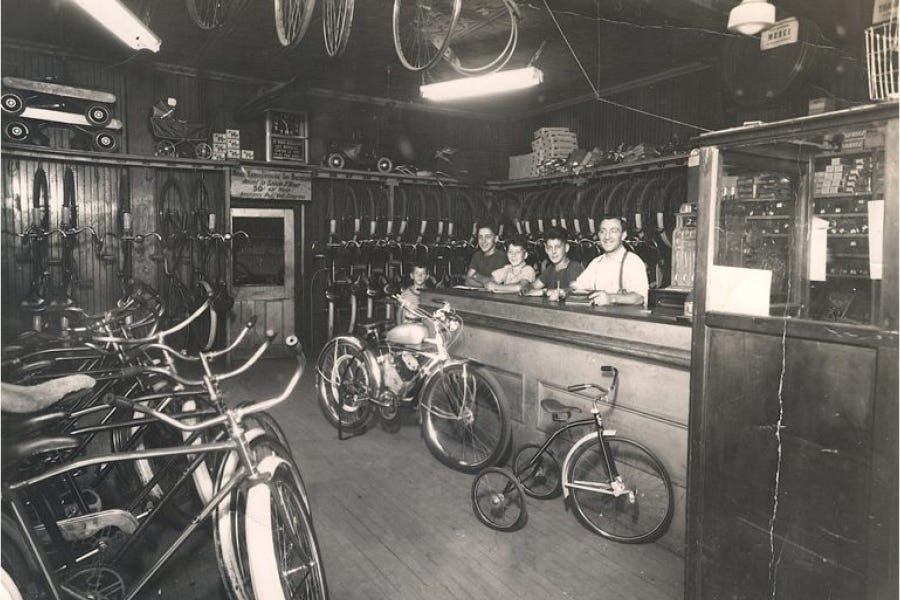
[421,66,544,101]
[70,0,162,52]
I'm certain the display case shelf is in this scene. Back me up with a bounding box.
[745,215,791,220]
[814,212,868,217]
[813,192,875,199]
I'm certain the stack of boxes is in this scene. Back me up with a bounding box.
[814,157,872,195]
[211,129,253,160]
[532,127,578,175]
[508,152,536,179]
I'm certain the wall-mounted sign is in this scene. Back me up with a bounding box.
[230,167,311,201]
[872,0,897,24]
[760,17,799,51]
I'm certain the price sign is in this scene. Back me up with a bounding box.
[760,17,799,50]
[230,167,311,201]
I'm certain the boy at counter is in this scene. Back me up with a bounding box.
[572,216,649,307]
[485,237,535,293]
[520,227,584,299]
[397,261,430,324]
[464,222,508,288]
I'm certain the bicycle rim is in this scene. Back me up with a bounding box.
[393,0,461,72]
[245,456,327,599]
[323,0,355,57]
[566,437,674,543]
[187,0,229,29]
[419,363,510,473]
[443,0,518,76]
[274,0,317,47]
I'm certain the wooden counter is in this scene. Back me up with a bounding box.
[420,288,691,555]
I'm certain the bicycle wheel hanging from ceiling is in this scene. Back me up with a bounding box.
[323,0,355,57]
[274,0,317,47]
[186,0,230,30]
[441,0,520,76]
[393,0,462,72]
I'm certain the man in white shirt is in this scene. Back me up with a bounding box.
[572,216,649,306]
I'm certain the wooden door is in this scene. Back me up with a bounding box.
[230,207,295,356]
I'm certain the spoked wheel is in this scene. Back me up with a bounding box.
[63,567,125,600]
[392,0,462,72]
[322,0,355,57]
[245,455,328,599]
[314,337,375,433]
[513,444,562,499]
[194,142,213,159]
[161,278,193,352]
[442,0,519,76]
[326,152,345,169]
[419,363,510,473]
[471,467,527,531]
[274,0,317,47]
[187,0,230,29]
[154,140,176,157]
[215,435,310,600]
[565,436,674,543]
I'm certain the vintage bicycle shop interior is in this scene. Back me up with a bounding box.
[0,1,897,599]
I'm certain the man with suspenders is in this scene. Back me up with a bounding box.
[572,216,650,307]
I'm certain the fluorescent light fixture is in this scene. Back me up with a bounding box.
[727,0,776,35]
[421,66,543,101]
[70,0,162,52]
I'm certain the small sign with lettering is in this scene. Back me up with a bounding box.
[231,167,311,201]
[872,0,897,23]
[760,17,799,51]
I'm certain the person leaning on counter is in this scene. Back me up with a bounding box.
[464,221,508,288]
[572,216,649,307]
[520,226,584,298]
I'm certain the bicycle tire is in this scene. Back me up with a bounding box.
[162,277,193,352]
[314,337,376,433]
[393,0,462,72]
[323,0,355,57]
[215,434,309,600]
[565,435,674,543]
[513,443,561,499]
[189,279,217,352]
[419,363,510,473]
[158,178,186,251]
[187,0,229,30]
[443,0,518,76]
[471,466,527,531]
[245,454,328,599]
[274,0,317,47]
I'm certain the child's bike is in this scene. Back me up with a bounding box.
[471,366,674,543]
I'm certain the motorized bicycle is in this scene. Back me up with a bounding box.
[314,296,510,473]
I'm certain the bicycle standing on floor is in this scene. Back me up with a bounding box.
[471,366,674,543]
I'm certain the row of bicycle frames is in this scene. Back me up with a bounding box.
[317,174,687,248]
[13,168,248,266]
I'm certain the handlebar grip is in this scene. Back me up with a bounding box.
[567,384,590,392]
[105,392,133,411]
[246,315,258,329]
[264,329,277,343]
[601,365,616,373]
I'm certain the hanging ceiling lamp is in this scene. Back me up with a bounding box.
[727,0,777,35]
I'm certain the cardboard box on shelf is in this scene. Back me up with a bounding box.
[225,129,240,139]
[241,150,255,160]
[508,153,535,179]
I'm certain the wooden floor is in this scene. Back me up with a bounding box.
[143,357,684,599]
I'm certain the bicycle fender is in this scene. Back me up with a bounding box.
[419,358,483,393]
[560,431,615,500]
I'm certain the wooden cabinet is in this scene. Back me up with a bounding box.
[686,103,898,600]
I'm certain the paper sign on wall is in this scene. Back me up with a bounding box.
[708,265,772,317]
[809,217,829,281]
[231,167,311,201]
[761,17,799,51]
[872,0,898,24]
[868,200,884,279]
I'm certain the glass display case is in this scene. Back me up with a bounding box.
[687,103,897,600]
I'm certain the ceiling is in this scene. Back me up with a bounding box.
[0,0,873,118]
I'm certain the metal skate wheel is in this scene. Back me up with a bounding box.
[376,156,393,173]
[327,152,345,169]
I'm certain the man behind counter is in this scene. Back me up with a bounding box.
[572,216,649,307]
[465,222,508,288]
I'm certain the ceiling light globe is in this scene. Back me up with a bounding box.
[727,0,776,35]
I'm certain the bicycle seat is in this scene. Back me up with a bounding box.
[1,435,80,471]
[1,374,95,414]
[540,398,582,421]
[355,320,389,337]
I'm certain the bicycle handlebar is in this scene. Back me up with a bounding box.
[106,335,304,433]
[91,299,212,345]
[566,366,619,399]
[126,315,258,364]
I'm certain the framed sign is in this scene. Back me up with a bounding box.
[230,167,311,201]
